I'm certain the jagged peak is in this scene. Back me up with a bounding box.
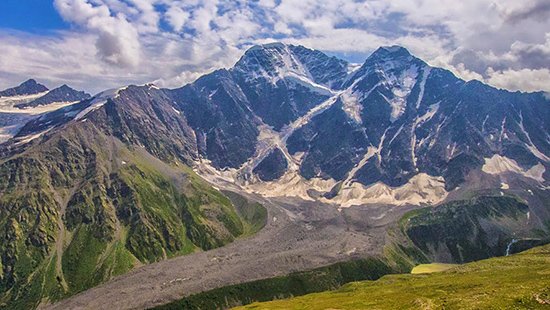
[233,42,349,89]
[236,42,294,67]
[20,78,40,85]
[343,45,427,87]
[44,84,90,97]
[246,42,288,52]
[16,79,48,90]
[363,45,428,70]
[58,84,71,89]
[368,45,412,60]
[234,42,311,83]
[0,78,49,97]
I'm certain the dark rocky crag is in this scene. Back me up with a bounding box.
[0,79,48,97]
[14,85,90,109]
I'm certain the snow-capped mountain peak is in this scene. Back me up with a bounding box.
[234,43,315,85]
[370,45,412,59]
[233,43,349,90]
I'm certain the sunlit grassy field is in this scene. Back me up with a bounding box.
[235,244,550,310]
[410,263,458,274]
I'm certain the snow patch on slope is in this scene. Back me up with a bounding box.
[517,112,550,162]
[377,64,419,122]
[415,67,431,109]
[74,88,122,120]
[0,91,48,109]
[0,121,27,143]
[340,89,362,123]
[330,173,447,208]
[285,72,334,96]
[482,155,545,182]
[0,93,76,115]
[0,92,81,143]
[13,128,53,145]
[343,146,377,187]
[411,102,440,167]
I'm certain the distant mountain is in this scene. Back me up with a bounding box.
[14,84,90,109]
[2,44,548,206]
[0,81,91,144]
[0,79,48,97]
[167,43,548,207]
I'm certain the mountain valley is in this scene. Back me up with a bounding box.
[0,43,548,309]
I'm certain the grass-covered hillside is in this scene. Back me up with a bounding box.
[236,243,550,309]
[0,118,266,309]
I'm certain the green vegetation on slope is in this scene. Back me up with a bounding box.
[399,195,545,263]
[222,191,267,237]
[0,122,266,309]
[236,244,550,310]
[154,257,402,310]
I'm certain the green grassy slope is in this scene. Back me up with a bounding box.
[236,243,550,310]
[154,257,403,310]
[398,195,535,263]
[0,121,266,309]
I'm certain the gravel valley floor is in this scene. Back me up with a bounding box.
[42,192,414,310]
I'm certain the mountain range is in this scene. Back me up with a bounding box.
[0,43,548,309]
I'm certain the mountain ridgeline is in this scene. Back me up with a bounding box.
[3,44,549,194]
[0,79,48,98]
[167,43,549,206]
[0,43,548,308]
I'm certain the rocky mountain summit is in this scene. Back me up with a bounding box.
[14,84,90,109]
[0,79,48,98]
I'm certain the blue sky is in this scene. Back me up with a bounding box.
[0,0,68,33]
[0,0,549,94]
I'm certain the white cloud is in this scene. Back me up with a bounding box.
[165,5,190,32]
[486,68,550,92]
[0,0,548,94]
[54,0,141,67]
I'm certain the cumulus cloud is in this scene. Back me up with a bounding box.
[509,34,550,70]
[165,5,190,32]
[486,68,550,93]
[0,0,548,93]
[54,0,141,67]
[502,0,550,24]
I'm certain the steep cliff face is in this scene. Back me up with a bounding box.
[182,44,548,209]
[284,46,549,192]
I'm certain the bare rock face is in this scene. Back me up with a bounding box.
[0,79,48,97]
[253,148,288,181]
[14,85,90,109]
